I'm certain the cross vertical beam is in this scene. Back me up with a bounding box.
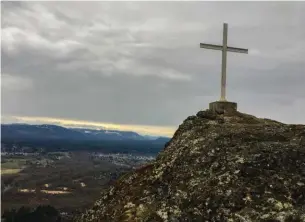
[221,23,228,101]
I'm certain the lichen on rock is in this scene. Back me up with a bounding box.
[77,109,305,222]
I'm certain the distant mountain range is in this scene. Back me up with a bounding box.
[1,124,171,142]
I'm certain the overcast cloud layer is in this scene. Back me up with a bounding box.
[1,2,305,136]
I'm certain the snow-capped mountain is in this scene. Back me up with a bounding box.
[71,128,146,140]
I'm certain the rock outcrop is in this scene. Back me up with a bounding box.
[77,109,305,222]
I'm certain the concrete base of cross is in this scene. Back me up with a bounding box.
[209,101,237,114]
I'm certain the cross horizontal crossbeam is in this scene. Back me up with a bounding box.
[200,43,248,54]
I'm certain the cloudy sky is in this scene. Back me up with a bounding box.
[1,1,305,136]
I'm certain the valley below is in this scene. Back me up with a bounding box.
[1,151,155,220]
[0,123,168,221]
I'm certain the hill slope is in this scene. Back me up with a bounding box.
[78,109,305,222]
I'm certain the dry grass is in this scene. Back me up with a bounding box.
[1,168,22,175]
[18,188,71,194]
[40,190,71,194]
[18,189,36,193]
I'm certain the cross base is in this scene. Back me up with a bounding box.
[209,100,237,114]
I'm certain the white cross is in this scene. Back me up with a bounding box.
[200,23,248,102]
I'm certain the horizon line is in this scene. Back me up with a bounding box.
[1,115,176,137]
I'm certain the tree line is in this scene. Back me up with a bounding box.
[1,205,69,222]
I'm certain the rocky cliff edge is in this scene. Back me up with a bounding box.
[78,109,305,222]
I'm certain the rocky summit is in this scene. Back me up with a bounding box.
[78,109,305,222]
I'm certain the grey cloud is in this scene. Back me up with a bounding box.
[1,1,305,129]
